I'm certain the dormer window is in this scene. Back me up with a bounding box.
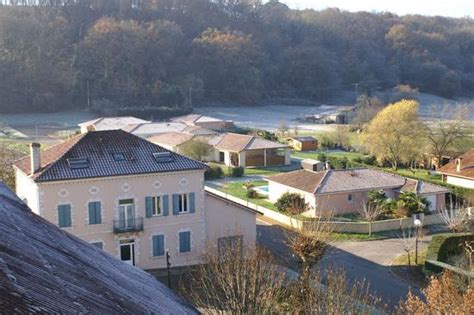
[67,158,89,169]
[112,153,126,161]
[153,152,174,163]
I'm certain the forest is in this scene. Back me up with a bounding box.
[0,0,473,114]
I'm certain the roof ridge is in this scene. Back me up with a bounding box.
[242,135,257,151]
[313,169,330,194]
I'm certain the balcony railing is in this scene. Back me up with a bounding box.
[113,217,144,234]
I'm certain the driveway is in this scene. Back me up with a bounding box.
[257,217,434,309]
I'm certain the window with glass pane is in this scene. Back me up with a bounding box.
[118,199,135,229]
[152,196,161,216]
[178,194,188,213]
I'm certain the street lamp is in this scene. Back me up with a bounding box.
[166,249,171,289]
[414,218,422,265]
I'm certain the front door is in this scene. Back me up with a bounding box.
[120,240,135,266]
[118,199,135,229]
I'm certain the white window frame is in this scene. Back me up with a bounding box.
[178,193,189,214]
[151,196,162,216]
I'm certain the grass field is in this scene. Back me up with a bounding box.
[218,180,279,211]
[291,150,365,161]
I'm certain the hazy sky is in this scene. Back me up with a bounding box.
[280,0,474,18]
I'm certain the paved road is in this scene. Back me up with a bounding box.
[256,218,434,309]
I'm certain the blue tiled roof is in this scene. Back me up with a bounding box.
[16,130,207,182]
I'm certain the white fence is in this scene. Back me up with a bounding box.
[205,186,445,233]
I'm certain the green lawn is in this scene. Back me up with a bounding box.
[206,162,284,177]
[385,168,443,184]
[329,232,388,241]
[218,180,279,211]
[291,150,365,161]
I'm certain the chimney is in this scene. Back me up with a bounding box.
[455,158,462,172]
[325,161,331,170]
[30,143,41,174]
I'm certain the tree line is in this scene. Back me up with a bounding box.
[0,0,473,114]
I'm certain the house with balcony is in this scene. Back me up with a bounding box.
[14,130,259,270]
[0,181,197,313]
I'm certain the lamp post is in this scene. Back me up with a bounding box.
[166,249,171,289]
[414,219,422,265]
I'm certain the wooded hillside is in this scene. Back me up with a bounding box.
[0,0,473,113]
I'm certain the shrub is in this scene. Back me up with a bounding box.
[316,153,327,162]
[362,156,376,165]
[424,233,474,274]
[205,165,224,180]
[231,166,245,177]
[275,192,308,214]
[331,157,348,170]
[246,188,258,199]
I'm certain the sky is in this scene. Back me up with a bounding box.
[280,0,474,18]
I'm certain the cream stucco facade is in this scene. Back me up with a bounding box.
[445,175,474,189]
[15,168,257,270]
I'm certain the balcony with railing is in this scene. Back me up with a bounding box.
[113,217,144,234]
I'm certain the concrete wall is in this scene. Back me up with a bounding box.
[267,181,316,211]
[204,193,257,253]
[32,170,207,269]
[446,175,474,189]
[15,169,40,215]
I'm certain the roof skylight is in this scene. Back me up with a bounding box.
[67,158,89,169]
[153,152,174,163]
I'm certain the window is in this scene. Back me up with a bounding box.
[58,204,72,228]
[152,235,165,257]
[146,195,169,218]
[152,196,162,216]
[179,231,191,253]
[112,153,125,161]
[88,201,102,225]
[67,158,89,169]
[153,152,174,163]
[348,194,353,202]
[178,194,188,213]
[91,242,103,250]
[218,235,243,258]
[173,193,195,215]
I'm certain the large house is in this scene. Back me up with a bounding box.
[78,116,151,133]
[13,130,259,270]
[266,166,450,216]
[437,149,474,189]
[171,114,234,130]
[0,181,197,313]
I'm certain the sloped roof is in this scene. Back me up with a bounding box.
[172,114,224,124]
[78,116,150,130]
[267,168,449,195]
[214,133,287,152]
[290,136,317,142]
[148,132,194,146]
[182,125,218,136]
[438,149,474,179]
[266,169,328,193]
[401,178,451,195]
[14,130,206,182]
[123,122,187,135]
[0,182,197,314]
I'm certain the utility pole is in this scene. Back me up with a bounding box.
[166,250,171,288]
[352,82,359,103]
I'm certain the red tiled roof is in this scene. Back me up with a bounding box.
[438,149,474,179]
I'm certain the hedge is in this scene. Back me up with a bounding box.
[424,233,474,274]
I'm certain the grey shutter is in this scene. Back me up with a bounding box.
[145,197,153,218]
[179,231,191,253]
[162,195,169,216]
[88,202,95,224]
[95,202,102,224]
[189,192,195,213]
[152,235,165,256]
[172,194,179,215]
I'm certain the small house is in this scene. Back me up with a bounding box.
[287,136,318,151]
[437,149,474,189]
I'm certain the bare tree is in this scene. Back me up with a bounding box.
[425,105,470,169]
[399,228,416,266]
[277,120,289,137]
[180,245,287,314]
[439,207,472,233]
[357,202,382,236]
[0,144,25,190]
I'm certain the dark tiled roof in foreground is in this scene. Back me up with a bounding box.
[0,182,197,314]
[14,130,207,182]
